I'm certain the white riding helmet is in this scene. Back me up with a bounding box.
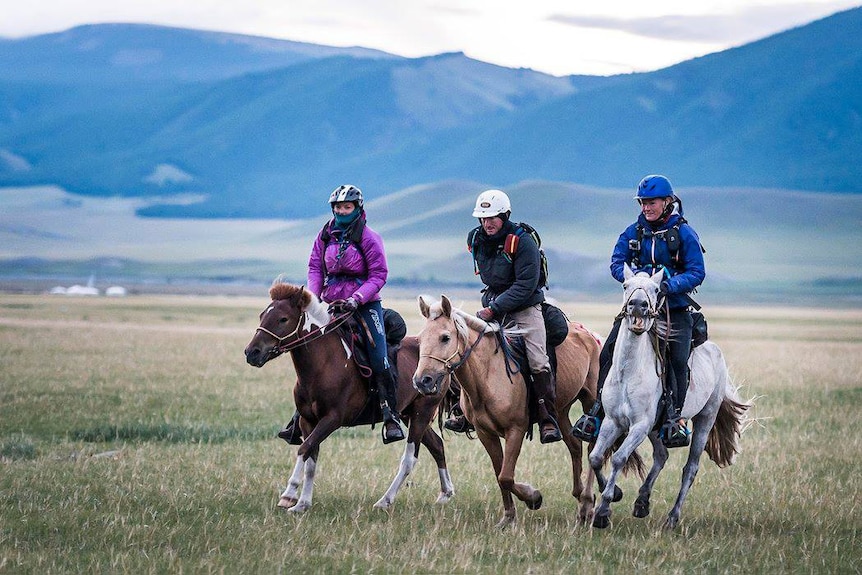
[472,189,511,218]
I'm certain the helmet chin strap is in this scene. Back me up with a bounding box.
[659,197,678,221]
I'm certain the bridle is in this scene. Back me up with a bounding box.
[420,318,485,375]
[619,281,671,381]
[256,307,353,360]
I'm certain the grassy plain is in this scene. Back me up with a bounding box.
[0,294,860,574]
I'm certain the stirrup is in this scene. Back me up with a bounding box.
[444,415,473,434]
[277,415,302,445]
[660,418,690,448]
[382,419,405,444]
[540,422,562,444]
[571,414,601,442]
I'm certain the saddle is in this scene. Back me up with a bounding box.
[498,303,569,433]
[338,307,407,426]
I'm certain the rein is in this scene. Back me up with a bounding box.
[257,309,354,360]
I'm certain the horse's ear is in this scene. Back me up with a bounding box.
[441,295,452,318]
[650,269,665,286]
[624,263,634,280]
[418,296,430,318]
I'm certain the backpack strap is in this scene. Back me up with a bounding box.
[467,227,481,276]
[503,230,520,258]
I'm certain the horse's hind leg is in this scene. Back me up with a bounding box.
[633,432,667,519]
[664,416,712,530]
[560,415,593,523]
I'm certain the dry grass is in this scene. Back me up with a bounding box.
[1,294,860,574]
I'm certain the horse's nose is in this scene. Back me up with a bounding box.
[245,347,262,367]
[412,374,439,395]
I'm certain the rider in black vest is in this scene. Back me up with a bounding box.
[572,175,706,448]
[445,189,562,444]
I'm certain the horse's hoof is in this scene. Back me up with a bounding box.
[435,491,454,504]
[592,512,611,529]
[663,515,679,530]
[495,516,516,530]
[277,496,297,509]
[633,497,650,518]
[526,491,543,511]
[612,485,624,503]
[373,498,392,510]
[287,501,311,513]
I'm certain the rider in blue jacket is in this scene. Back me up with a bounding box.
[572,175,705,448]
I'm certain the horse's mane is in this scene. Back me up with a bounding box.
[269,279,331,328]
[269,281,305,302]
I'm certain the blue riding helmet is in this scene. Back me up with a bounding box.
[635,175,674,200]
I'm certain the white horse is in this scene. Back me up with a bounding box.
[589,264,750,530]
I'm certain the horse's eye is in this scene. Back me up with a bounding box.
[441,334,451,344]
[279,317,288,324]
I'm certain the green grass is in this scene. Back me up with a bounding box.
[1,294,860,573]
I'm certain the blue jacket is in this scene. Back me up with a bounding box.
[610,212,705,310]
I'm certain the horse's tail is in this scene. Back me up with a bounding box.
[599,442,647,479]
[705,358,752,468]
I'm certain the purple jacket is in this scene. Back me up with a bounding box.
[307,216,388,305]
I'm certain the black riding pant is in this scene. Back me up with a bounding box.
[597,308,694,412]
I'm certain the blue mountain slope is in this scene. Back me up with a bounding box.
[422,6,862,192]
[0,9,860,220]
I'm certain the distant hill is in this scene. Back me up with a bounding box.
[0,8,861,220]
[2,181,861,304]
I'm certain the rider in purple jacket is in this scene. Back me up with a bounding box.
[278,185,405,445]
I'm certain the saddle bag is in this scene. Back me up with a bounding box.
[691,311,708,348]
[542,302,569,348]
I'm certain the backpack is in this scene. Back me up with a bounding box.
[469,221,549,290]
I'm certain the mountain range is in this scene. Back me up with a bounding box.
[1,7,860,220]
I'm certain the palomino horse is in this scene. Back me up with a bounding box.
[589,264,750,530]
[244,281,454,512]
[413,295,601,528]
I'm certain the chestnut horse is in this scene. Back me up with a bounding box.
[244,281,454,512]
[412,295,601,528]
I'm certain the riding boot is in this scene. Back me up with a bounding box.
[374,367,405,444]
[444,401,474,433]
[532,370,562,444]
[277,411,303,445]
[660,388,690,449]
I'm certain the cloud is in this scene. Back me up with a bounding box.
[548,2,861,44]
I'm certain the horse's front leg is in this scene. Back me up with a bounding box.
[278,454,307,509]
[374,439,420,509]
[633,432,667,519]
[279,415,339,513]
[476,429,516,529]
[501,428,542,512]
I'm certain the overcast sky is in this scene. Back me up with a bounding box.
[3,0,860,76]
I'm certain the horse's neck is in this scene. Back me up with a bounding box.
[456,327,512,399]
[612,329,660,385]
